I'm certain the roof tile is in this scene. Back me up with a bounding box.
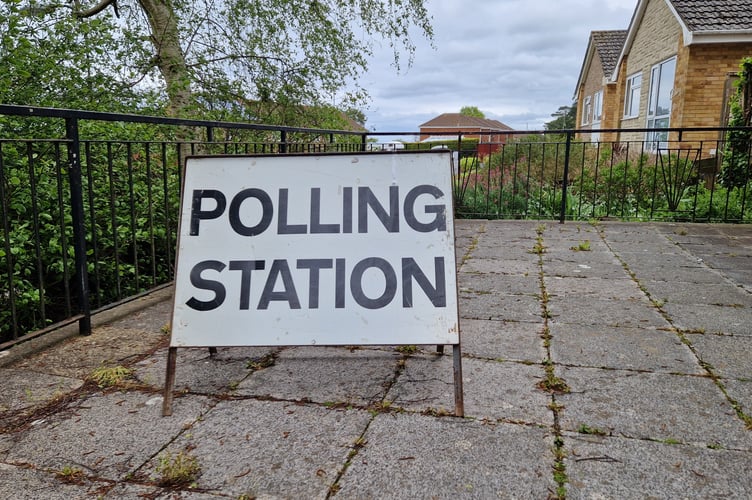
[591,30,628,78]
[419,113,513,130]
[669,0,752,31]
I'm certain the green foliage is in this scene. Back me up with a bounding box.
[720,57,752,190]
[156,450,200,488]
[450,140,752,222]
[570,152,655,219]
[402,138,479,152]
[0,2,157,112]
[0,135,181,341]
[14,0,433,122]
[89,365,133,388]
[545,105,577,131]
[55,465,85,484]
[460,106,485,119]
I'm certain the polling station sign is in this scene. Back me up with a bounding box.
[170,151,459,347]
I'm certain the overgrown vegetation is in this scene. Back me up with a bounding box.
[88,365,133,388]
[0,130,182,341]
[155,450,201,488]
[720,57,752,190]
[454,136,752,222]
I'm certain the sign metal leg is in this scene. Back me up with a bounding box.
[162,347,178,417]
[453,344,464,417]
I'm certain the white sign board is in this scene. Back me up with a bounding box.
[170,152,459,347]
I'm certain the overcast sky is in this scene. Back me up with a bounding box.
[360,0,638,138]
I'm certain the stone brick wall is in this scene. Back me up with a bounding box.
[576,44,625,142]
[578,0,752,148]
[677,44,752,129]
[577,48,604,131]
[618,0,682,142]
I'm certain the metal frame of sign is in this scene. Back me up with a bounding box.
[162,151,463,417]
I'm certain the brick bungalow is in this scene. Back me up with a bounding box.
[574,0,752,148]
[418,113,513,156]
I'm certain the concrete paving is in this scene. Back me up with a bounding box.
[1,220,751,499]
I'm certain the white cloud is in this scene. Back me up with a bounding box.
[360,0,637,135]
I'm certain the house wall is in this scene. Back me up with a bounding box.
[575,0,752,153]
[578,47,605,133]
[676,43,752,129]
[618,0,682,142]
[576,46,625,143]
[600,83,621,142]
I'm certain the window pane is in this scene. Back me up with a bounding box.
[656,59,675,116]
[624,74,641,117]
[649,66,659,116]
[594,91,602,121]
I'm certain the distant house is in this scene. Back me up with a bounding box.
[574,0,752,148]
[418,113,513,156]
[574,30,628,142]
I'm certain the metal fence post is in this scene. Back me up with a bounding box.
[559,131,572,224]
[65,117,91,335]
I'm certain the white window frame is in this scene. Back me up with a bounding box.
[593,91,603,123]
[645,57,676,152]
[623,72,641,118]
[591,90,603,142]
[581,96,591,125]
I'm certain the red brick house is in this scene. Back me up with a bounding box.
[418,113,513,156]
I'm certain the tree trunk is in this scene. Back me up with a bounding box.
[137,0,193,118]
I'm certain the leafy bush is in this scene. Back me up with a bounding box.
[0,132,181,342]
[720,58,752,190]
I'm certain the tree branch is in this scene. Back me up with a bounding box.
[73,0,119,18]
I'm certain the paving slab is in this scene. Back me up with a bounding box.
[459,291,542,322]
[0,392,210,481]
[387,354,552,425]
[337,414,556,499]
[0,368,82,414]
[0,463,111,500]
[236,346,400,406]
[106,482,215,498]
[467,241,539,261]
[542,260,630,280]
[547,296,666,329]
[686,334,752,380]
[615,253,729,284]
[543,247,622,265]
[132,346,272,392]
[1,219,751,498]
[460,318,545,363]
[460,257,539,276]
[145,399,372,499]
[549,324,702,374]
[7,322,167,380]
[557,366,752,450]
[661,302,752,335]
[641,280,752,307]
[724,379,752,416]
[565,434,752,499]
[458,272,540,295]
[544,276,644,300]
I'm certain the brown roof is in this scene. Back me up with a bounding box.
[419,113,513,131]
[669,0,752,32]
[591,30,627,78]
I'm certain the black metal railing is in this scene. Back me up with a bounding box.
[1,105,751,347]
[0,105,366,347]
[448,127,752,223]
